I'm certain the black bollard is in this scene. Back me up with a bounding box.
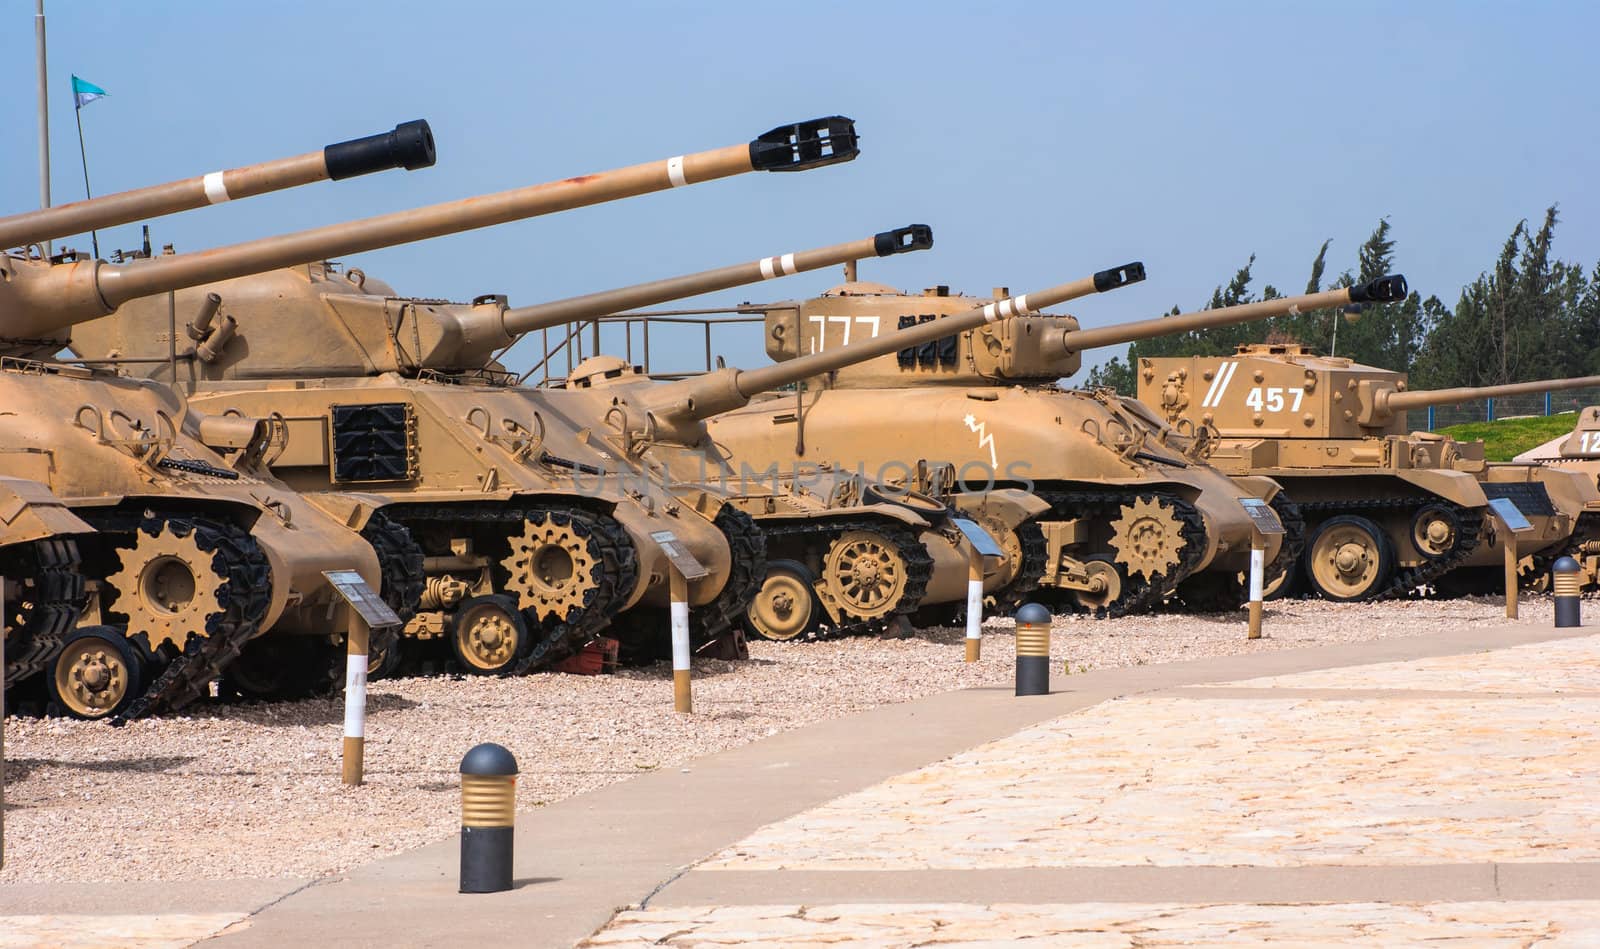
[1553,556,1582,629]
[1014,602,1051,696]
[460,743,518,893]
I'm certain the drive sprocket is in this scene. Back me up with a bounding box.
[1107,494,1187,581]
[106,522,226,652]
[500,511,604,623]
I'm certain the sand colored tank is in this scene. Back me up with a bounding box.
[0,477,89,689]
[643,276,1404,614]
[65,120,923,671]
[1137,344,1600,600]
[0,124,450,718]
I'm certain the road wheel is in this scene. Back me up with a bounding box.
[49,626,145,720]
[1305,515,1395,601]
[744,560,821,641]
[1409,504,1460,561]
[451,595,532,675]
[1072,556,1125,612]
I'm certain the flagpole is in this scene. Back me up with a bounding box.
[35,0,51,258]
[74,99,98,259]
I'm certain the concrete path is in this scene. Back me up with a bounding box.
[2,621,1594,947]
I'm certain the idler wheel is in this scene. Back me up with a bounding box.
[822,530,909,621]
[1305,515,1395,601]
[49,626,146,720]
[1409,503,1460,561]
[452,595,532,675]
[744,559,820,641]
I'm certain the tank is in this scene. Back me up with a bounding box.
[1137,344,1600,600]
[636,276,1406,615]
[0,123,444,718]
[63,120,958,671]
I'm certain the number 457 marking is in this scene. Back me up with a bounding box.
[1245,386,1305,413]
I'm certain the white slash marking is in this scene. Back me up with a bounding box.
[963,413,999,467]
[1203,360,1238,408]
[202,171,231,204]
[343,653,368,738]
[966,579,983,641]
[666,155,687,187]
[670,600,691,671]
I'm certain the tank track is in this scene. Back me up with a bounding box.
[991,519,1048,615]
[1266,493,1307,593]
[393,504,638,674]
[688,506,767,656]
[761,515,935,639]
[1,538,86,687]
[1520,509,1600,589]
[112,516,272,721]
[1297,496,1484,601]
[1038,489,1208,618]
[360,511,426,678]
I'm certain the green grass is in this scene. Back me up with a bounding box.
[1436,412,1578,461]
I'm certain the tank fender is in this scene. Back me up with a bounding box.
[1230,474,1285,504]
[948,487,1050,528]
[0,476,93,546]
[300,490,390,531]
[1386,468,1491,507]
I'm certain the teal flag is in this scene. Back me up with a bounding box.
[71,75,107,109]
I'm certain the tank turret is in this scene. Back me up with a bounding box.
[634,273,1403,441]
[2,116,857,347]
[0,121,437,251]
[1136,344,1600,602]
[1558,406,1600,458]
[76,223,930,381]
[1146,343,1600,439]
[751,270,1405,389]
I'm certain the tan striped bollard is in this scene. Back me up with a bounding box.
[1247,535,1265,640]
[1554,556,1582,627]
[460,743,517,893]
[1014,602,1051,696]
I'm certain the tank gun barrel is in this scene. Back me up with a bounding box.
[488,225,932,344]
[642,263,1145,427]
[1371,374,1600,422]
[0,116,858,340]
[0,121,437,250]
[1061,275,1410,353]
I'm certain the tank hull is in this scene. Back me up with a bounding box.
[185,374,742,668]
[701,385,1284,615]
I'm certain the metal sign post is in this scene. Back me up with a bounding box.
[1487,498,1534,620]
[323,569,402,786]
[651,531,709,713]
[1238,499,1287,639]
[952,518,1004,662]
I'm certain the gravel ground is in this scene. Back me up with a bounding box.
[0,595,1557,885]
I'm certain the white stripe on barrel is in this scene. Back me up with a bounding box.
[344,653,368,739]
[666,155,688,188]
[780,252,796,275]
[760,256,778,280]
[202,171,232,204]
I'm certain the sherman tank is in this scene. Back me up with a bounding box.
[1137,344,1600,600]
[0,123,439,718]
[68,115,929,671]
[456,227,1041,642]
[637,276,1407,615]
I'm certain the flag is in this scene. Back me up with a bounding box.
[71,75,108,110]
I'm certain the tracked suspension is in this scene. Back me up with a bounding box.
[1297,495,1484,600]
[1,538,86,687]
[759,515,934,639]
[1039,489,1208,618]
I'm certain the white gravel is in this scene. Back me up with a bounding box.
[0,595,1557,884]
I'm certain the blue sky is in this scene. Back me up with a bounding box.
[4,0,1596,377]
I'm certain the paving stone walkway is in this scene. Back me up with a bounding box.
[588,631,1600,945]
